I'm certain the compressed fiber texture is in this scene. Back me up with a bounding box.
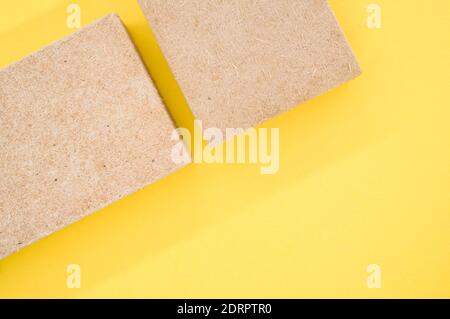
[138,0,361,131]
[0,14,186,259]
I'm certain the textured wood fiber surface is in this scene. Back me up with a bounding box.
[139,0,361,131]
[0,14,185,259]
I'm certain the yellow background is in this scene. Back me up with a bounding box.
[0,0,449,298]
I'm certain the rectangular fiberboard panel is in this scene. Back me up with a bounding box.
[138,0,361,131]
[0,14,187,259]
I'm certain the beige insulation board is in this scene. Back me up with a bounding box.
[138,0,361,131]
[0,14,187,259]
